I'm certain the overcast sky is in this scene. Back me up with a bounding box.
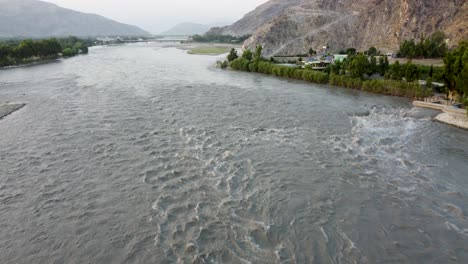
[42,0,268,34]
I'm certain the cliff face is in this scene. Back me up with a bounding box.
[211,0,468,56]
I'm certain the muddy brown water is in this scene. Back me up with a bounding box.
[0,43,467,263]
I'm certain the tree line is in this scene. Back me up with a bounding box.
[0,36,91,67]
[225,47,430,99]
[443,41,468,104]
[398,31,448,59]
[224,38,467,108]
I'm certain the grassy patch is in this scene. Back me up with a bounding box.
[188,46,230,55]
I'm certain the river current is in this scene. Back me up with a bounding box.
[1,43,467,263]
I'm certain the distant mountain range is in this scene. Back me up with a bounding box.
[160,23,211,36]
[209,0,468,56]
[0,0,149,38]
[160,22,231,36]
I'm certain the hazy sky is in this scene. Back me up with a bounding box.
[42,0,268,34]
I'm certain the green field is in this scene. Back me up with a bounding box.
[187,46,231,55]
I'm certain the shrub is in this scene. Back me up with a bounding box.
[230,57,251,71]
[62,48,78,57]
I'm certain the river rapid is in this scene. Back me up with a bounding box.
[0,43,467,263]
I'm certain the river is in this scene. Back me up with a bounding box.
[1,43,467,263]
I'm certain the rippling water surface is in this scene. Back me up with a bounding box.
[1,43,468,263]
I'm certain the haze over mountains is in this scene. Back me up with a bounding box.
[210,0,468,56]
[160,22,233,36]
[0,0,149,38]
[160,23,211,36]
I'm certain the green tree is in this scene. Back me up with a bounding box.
[227,48,238,62]
[253,45,262,61]
[404,60,420,82]
[241,49,253,60]
[368,55,377,75]
[346,48,356,56]
[309,48,316,56]
[0,44,12,58]
[444,41,468,98]
[367,47,377,56]
[62,48,77,57]
[348,54,369,79]
[74,42,88,54]
[389,61,402,80]
[15,40,36,59]
[330,60,342,75]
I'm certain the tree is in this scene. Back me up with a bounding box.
[330,60,342,75]
[227,48,238,62]
[253,45,262,61]
[249,46,263,72]
[444,40,468,99]
[241,49,253,60]
[457,49,468,98]
[368,55,377,75]
[389,61,402,80]
[74,42,88,54]
[367,47,377,56]
[14,40,36,59]
[404,60,420,82]
[346,48,356,56]
[348,54,369,79]
[0,44,12,58]
[378,56,389,76]
[399,31,448,59]
[62,48,77,57]
[309,48,316,56]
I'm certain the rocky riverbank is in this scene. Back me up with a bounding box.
[435,113,468,130]
[0,103,25,120]
[413,101,468,130]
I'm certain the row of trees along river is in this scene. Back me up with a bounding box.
[223,37,467,109]
[0,37,92,67]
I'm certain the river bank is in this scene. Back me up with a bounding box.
[174,42,240,55]
[0,57,62,70]
[0,103,25,120]
[227,60,431,99]
[413,101,468,130]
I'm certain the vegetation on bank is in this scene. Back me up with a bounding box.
[222,36,468,107]
[224,46,431,99]
[192,34,251,44]
[397,31,448,59]
[0,36,90,67]
[188,46,231,55]
[443,41,468,107]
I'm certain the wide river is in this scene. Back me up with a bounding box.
[1,43,467,263]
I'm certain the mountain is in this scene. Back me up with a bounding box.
[0,0,149,38]
[160,22,211,36]
[209,0,468,56]
[160,22,232,36]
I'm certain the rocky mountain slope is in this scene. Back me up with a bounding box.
[0,0,149,38]
[210,0,468,56]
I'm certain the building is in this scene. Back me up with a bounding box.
[305,60,332,70]
[333,54,348,63]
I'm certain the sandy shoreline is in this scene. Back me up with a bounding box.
[0,103,25,120]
